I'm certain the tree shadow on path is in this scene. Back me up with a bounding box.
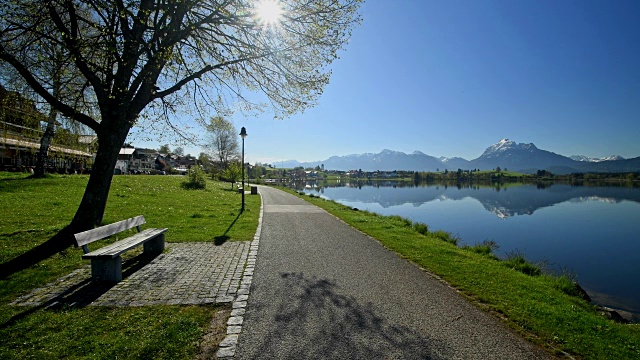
[242,272,454,360]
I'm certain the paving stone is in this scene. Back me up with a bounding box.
[231,308,246,316]
[227,316,244,325]
[237,288,250,295]
[232,301,247,309]
[220,334,239,347]
[227,325,242,334]
[216,295,235,303]
[217,347,236,358]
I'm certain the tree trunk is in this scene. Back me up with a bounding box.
[0,116,128,279]
[69,120,131,232]
[35,71,61,177]
[34,110,57,177]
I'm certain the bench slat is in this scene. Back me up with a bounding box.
[75,215,146,247]
[83,234,149,258]
[82,228,167,259]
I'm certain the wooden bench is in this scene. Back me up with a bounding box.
[73,215,168,283]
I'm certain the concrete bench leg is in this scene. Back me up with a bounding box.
[143,233,165,257]
[91,256,122,282]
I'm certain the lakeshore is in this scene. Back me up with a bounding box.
[1,173,639,358]
[279,185,640,358]
[291,179,640,317]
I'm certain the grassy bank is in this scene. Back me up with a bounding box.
[0,173,260,359]
[285,188,640,359]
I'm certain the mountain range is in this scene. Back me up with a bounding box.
[280,139,640,174]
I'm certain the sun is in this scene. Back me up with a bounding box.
[254,0,283,27]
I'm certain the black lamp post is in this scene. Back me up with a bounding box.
[240,126,247,212]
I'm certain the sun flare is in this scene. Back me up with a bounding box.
[255,0,283,27]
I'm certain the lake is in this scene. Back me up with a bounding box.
[294,180,640,317]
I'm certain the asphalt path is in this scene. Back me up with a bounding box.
[234,186,552,359]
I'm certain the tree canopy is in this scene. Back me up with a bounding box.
[0,0,362,230]
[1,0,362,132]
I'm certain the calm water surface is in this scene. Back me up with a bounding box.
[296,181,640,316]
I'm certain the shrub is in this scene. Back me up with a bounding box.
[182,166,207,189]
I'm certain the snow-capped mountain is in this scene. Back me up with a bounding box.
[279,139,638,174]
[479,139,537,158]
[328,149,443,172]
[570,155,625,162]
[469,138,577,172]
[439,156,471,170]
[281,149,443,171]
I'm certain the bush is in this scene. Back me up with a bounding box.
[182,166,207,189]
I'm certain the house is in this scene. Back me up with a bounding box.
[115,147,200,174]
[114,147,164,174]
[114,147,136,174]
[130,148,159,173]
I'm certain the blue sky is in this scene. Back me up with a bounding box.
[131,0,640,165]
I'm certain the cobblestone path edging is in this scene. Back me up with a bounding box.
[216,191,263,358]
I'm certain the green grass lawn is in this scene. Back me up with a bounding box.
[287,188,640,359]
[0,173,260,359]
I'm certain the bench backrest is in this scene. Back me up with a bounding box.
[74,215,146,252]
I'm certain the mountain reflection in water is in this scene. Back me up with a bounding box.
[296,180,639,219]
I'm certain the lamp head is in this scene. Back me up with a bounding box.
[240,126,248,139]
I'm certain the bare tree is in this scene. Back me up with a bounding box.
[206,116,239,172]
